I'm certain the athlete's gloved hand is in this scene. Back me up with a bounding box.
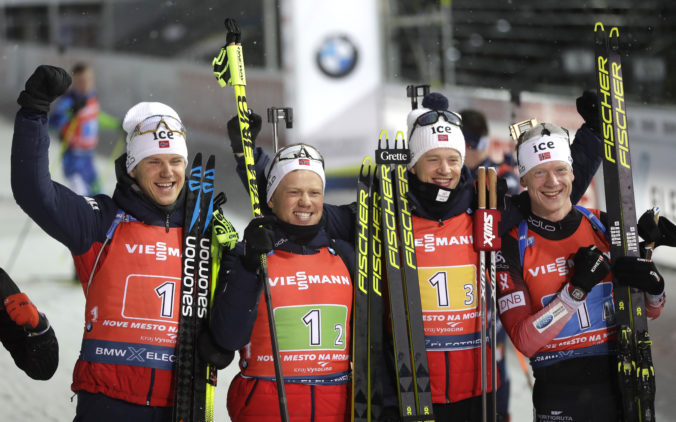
[197,330,235,370]
[227,109,262,155]
[612,256,665,295]
[17,65,72,113]
[4,293,49,332]
[242,215,276,271]
[576,90,601,136]
[570,245,611,293]
[0,268,21,301]
[638,208,676,249]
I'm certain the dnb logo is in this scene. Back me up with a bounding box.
[316,35,358,78]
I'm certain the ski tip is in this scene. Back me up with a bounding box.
[609,27,620,38]
[360,157,373,177]
[394,131,406,150]
[594,22,605,32]
[378,130,389,149]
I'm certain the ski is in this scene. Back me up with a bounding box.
[174,153,214,422]
[376,131,434,422]
[192,155,216,421]
[213,17,289,421]
[593,22,655,422]
[353,157,373,421]
[369,168,384,422]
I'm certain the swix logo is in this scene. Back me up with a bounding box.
[158,140,170,148]
[498,272,511,292]
[125,242,180,261]
[527,256,568,278]
[298,158,310,166]
[538,152,550,161]
[482,212,496,247]
[438,134,449,142]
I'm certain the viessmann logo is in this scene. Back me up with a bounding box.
[125,242,181,261]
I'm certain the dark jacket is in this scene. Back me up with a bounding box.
[210,221,355,351]
[11,107,188,406]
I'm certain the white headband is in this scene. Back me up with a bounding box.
[122,102,188,173]
[517,133,572,176]
[266,157,326,203]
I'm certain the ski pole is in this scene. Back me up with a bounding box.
[406,85,430,110]
[213,18,290,422]
[267,107,293,153]
[477,166,488,422]
[488,167,498,422]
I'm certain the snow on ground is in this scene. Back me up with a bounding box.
[3,113,674,421]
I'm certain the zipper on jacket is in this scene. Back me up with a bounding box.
[310,384,315,422]
[146,368,156,405]
[243,378,259,406]
[165,214,170,232]
[445,351,451,403]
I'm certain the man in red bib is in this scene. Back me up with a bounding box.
[12,65,218,421]
[209,143,355,422]
[497,122,668,421]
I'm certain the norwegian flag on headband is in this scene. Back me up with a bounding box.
[298,158,310,166]
[158,140,170,148]
[438,134,449,142]
[538,152,551,161]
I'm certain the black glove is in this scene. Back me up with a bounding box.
[570,245,611,293]
[638,208,676,249]
[17,65,72,113]
[0,268,21,302]
[242,215,276,271]
[612,256,665,295]
[227,110,262,154]
[576,90,601,136]
[197,330,235,370]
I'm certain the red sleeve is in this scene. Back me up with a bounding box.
[496,238,582,358]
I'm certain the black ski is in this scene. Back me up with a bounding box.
[376,132,434,422]
[173,153,216,422]
[353,157,372,421]
[593,22,655,422]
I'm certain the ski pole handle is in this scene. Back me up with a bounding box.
[478,167,486,209]
[488,168,497,210]
[267,107,293,153]
[644,206,660,260]
[406,84,430,110]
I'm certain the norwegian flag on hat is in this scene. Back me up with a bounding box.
[538,152,551,161]
[159,140,170,148]
[438,134,449,142]
[298,158,310,166]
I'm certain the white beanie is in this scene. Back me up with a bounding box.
[517,123,572,177]
[406,107,466,169]
[266,144,326,203]
[122,102,188,174]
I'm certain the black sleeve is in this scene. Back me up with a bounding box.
[209,243,263,351]
[569,124,602,205]
[0,312,58,380]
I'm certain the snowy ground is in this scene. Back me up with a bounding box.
[1,113,674,421]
